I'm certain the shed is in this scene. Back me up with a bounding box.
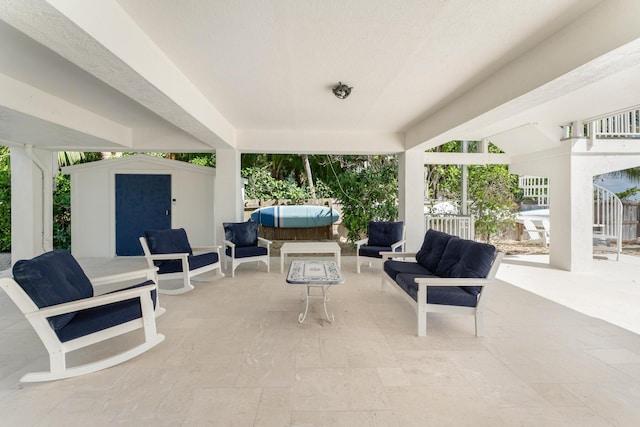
[62,154,216,257]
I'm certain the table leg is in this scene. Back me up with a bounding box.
[322,285,335,322]
[297,285,335,323]
[281,252,286,274]
[298,285,310,323]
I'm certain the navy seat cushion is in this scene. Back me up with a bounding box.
[56,281,157,343]
[12,249,94,331]
[157,252,219,274]
[383,259,433,281]
[395,273,478,307]
[359,245,401,259]
[145,228,193,256]
[226,246,267,259]
[435,239,496,295]
[415,229,458,273]
[224,222,259,247]
[367,221,404,247]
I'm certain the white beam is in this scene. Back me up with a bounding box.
[0,0,235,149]
[0,73,131,148]
[237,130,405,154]
[406,0,640,149]
[423,152,510,165]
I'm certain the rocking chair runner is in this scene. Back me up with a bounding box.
[0,249,165,382]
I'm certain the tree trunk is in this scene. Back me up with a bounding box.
[302,154,316,199]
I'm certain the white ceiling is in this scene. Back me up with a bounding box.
[1,0,640,155]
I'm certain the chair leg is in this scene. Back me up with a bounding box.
[418,310,427,337]
[475,312,484,337]
[417,285,427,336]
[356,253,361,273]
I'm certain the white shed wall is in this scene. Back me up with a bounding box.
[67,156,215,258]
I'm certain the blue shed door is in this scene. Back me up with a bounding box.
[115,174,172,256]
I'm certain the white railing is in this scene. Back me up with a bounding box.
[589,109,640,138]
[518,176,549,206]
[425,215,475,240]
[593,184,622,260]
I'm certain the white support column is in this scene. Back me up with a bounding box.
[461,141,469,215]
[544,154,593,271]
[398,149,425,251]
[512,145,598,272]
[214,148,243,245]
[10,146,56,264]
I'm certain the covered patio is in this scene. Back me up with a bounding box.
[0,254,639,425]
[2,1,640,424]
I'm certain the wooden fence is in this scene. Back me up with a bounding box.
[622,201,640,241]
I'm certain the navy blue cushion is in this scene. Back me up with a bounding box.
[144,228,193,255]
[224,222,259,247]
[12,250,93,331]
[435,239,496,295]
[383,259,433,281]
[157,252,219,274]
[415,230,458,272]
[226,246,267,259]
[56,281,157,343]
[394,274,478,307]
[359,245,401,259]
[367,221,403,247]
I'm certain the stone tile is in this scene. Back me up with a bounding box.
[291,410,399,426]
[1,255,640,425]
[292,368,391,411]
[182,387,262,426]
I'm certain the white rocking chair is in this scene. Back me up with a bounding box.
[0,249,165,382]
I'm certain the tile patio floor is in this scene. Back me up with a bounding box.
[1,254,640,426]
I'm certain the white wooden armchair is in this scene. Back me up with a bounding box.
[139,228,223,294]
[223,221,272,277]
[355,221,405,273]
[0,249,165,382]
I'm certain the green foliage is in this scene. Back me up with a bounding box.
[58,151,103,167]
[425,141,520,242]
[242,165,332,203]
[616,186,640,201]
[0,147,10,252]
[328,156,399,242]
[467,164,519,242]
[53,173,71,250]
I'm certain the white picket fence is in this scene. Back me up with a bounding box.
[590,109,640,138]
[518,176,549,206]
[593,184,622,260]
[425,215,475,240]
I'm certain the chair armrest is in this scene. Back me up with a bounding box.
[258,237,272,246]
[144,252,190,261]
[223,239,235,248]
[380,251,417,260]
[91,267,157,287]
[25,284,158,319]
[191,245,221,254]
[390,239,406,251]
[414,277,490,287]
[354,238,368,248]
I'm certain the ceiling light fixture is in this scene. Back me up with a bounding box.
[332,82,352,99]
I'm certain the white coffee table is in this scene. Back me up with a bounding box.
[286,260,344,323]
[280,241,341,273]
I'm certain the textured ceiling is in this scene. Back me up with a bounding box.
[115,0,599,132]
[3,0,640,154]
